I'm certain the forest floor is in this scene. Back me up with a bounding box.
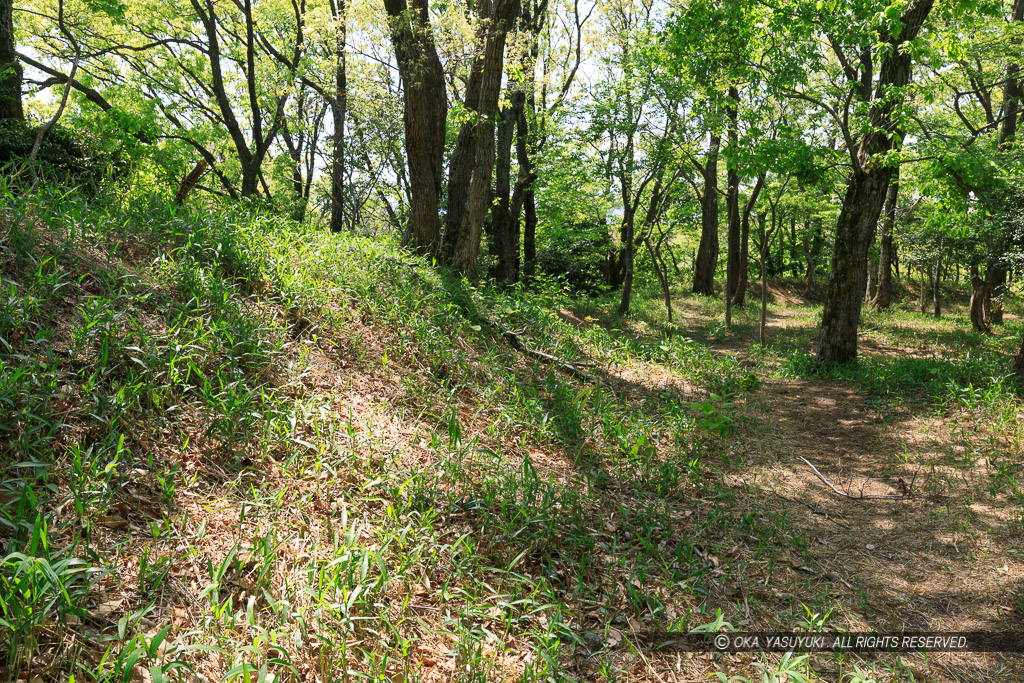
[2,188,1023,683]
[569,279,1024,682]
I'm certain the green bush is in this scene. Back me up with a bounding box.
[534,224,613,295]
[0,118,129,190]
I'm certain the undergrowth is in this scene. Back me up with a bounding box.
[0,182,775,682]
[2,181,1021,683]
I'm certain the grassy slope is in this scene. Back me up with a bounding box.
[1,185,1022,683]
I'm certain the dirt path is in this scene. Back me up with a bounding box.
[729,379,1024,681]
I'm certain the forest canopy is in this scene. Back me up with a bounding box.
[4,0,1023,364]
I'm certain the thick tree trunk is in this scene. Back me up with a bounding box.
[330,8,347,233]
[817,171,893,365]
[999,0,1023,150]
[493,101,517,282]
[442,0,521,276]
[0,0,21,120]
[692,133,720,295]
[384,0,447,255]
[816,0,934,366]
[932,252,942,318]
[970,269,992,333]
[872,164,900,308]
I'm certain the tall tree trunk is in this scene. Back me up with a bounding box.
[330,0,347,233]
[692,132,720,295]
[872,163,900,308]
[724,86,740,325]
[932,247,942,318]
[492,101,518,282]
[647,232,672,324]
[773,223,785,276]
[737,208,753,305]
[441,0,521,276]
[0,0,21,120]
[816,0,934,366]
[818,171,898,364]
[617,208,636,315]
[978,0,1021,323]
[520,3,541,281]
[998,0,1023,150]
[733,174,765,306]
[760,246,769,348]
[384,0,447,255]
[788,215,798,276]
[28,0,81,181]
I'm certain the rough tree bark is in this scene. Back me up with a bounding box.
[492,101,519,282]
[981,0,1021,327]
[999,0,1023,151]
[871,162,900,308]
[816,0,934,366]
[384,0,447,255]
[441,0,521,276]
[970,266,992,333]
[330,0,347,233]
[725,86,740,326]
[0,0,21,120]
[692,132,720,295]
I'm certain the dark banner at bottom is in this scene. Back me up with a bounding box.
[633,632,1024,653]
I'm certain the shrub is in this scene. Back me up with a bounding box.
[0,118,129,190]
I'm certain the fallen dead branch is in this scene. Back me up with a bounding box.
[488,317,615,391]
[773,491,852,529]
[386,256,614,391]
[798,456,906,501]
